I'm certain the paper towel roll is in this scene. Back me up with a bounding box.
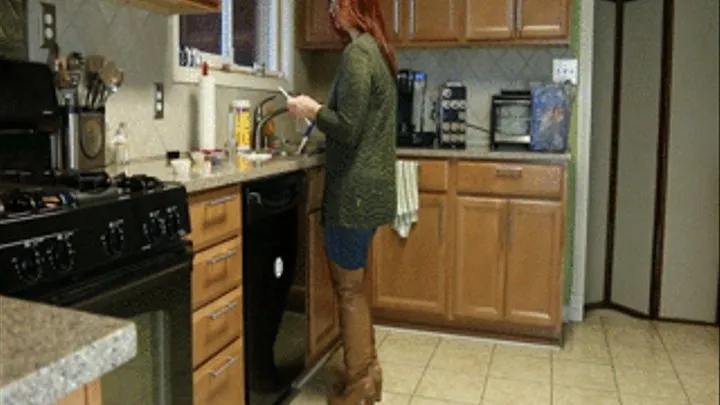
[198,72,216,151]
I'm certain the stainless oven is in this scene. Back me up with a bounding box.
[39,244,194,405]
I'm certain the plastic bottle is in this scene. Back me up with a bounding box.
[112,123,129,166]
[230,99,252,152]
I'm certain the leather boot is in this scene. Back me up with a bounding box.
[328,263,377,405]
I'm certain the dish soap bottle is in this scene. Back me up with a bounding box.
[112,122,129,166]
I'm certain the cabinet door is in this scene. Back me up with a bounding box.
[454,197,507,322]
[407,0,462,42]
[53,380,101,405]
[380,0,402,43]
[465,0,514,40]
[515,0,569,39]
[372,194,448,320]
[307,211,340,362]
[504,200,563,327]
[299,0,342,48]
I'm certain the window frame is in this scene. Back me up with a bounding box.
[167,0,295,91]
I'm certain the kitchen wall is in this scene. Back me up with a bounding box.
[24,0,296,161]
[396,46,572,148]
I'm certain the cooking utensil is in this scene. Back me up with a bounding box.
[84,55,106,107]
[296,122,315,155]
[277,86,312,125]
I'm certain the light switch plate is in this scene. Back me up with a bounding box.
[154,82,164,120]
[553,58,578,85]
[40,2,56,49]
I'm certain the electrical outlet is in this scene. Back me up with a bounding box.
[40,3,57,49]
[154,83,164,120]
[552,58,578,85]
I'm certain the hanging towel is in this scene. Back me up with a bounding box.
[392,160,420,238]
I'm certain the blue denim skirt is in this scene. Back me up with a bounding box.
[324,226,376,270]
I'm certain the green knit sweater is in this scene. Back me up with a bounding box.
[316,33,397,229]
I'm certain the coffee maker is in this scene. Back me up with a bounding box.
[396,69,434,147]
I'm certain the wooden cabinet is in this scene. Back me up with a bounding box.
[370,159,566,342]
[304,168,341,363]
[54,380,102,405]
[465,0,569,42]
[371,194,449,322]
[110,0,220,14]
[297,0,570,49]
[188,186,244,405]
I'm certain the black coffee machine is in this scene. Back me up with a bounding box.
[396,69,434,147]
[0,59,61,171]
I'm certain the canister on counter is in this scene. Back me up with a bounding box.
[229,99,252,152]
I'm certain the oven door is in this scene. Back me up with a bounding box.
[41,246,193,405]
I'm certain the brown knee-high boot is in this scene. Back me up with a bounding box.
[329,263,377,405]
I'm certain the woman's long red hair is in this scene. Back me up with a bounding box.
[331,0,398,74]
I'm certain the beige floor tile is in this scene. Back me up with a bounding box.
[552,387,620,405]
[493,342,554,359]
[380,392,413,405]
[670,350,720,378]
[292,390,326,405]
[582,310,606,325]
[426,338,493,374]
[552,359,617,392]
[382,362,426,394]
[615,367,686,400]
[605,324,665,349]
[489,351,551,383]
[657,324,720,355]
[552,340,611,364]
[415,369,486,404]
[619,394,689,405]
[481,378,550,405]
[410,396,472,405]
[598,311,652,327]
[610,344,674,371]
[678,373,720,405]
[378,331,440,367]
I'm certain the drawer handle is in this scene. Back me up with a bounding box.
[209,355,238,377]
[205,195,235,207]
[208,300,238,320]
[496,167,523,177]
[207,249,237,265]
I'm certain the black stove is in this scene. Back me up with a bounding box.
[0,168,191,298]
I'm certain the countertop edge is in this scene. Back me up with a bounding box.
[0,321,137,405]
[396,148,572,164]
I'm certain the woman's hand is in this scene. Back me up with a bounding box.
[287,95,322,121]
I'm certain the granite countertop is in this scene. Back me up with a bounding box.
[0,296,137,405]
[397,147,572,163]
[107,154,325,194]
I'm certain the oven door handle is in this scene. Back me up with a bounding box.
[209,355,238,377]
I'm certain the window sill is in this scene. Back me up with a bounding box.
[171,64,291,91]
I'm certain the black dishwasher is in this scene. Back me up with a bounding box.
[242,171,307,405]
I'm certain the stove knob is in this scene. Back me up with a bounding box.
[165,208,182,238]
[144,216,162,243]
[103,224,125,256]
[12,245,43,285]
[53,237,75,273]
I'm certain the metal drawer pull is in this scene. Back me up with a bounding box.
[205,195,235,207]
[208,301,238,320]
[209,355,238,377]
[208,249,237,265]
[496,167,523,177]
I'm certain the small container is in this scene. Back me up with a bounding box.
[112,123,129,166]
[229,99,252,152]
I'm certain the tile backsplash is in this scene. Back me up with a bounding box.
[397,46,572,147]
[24,0,293,161]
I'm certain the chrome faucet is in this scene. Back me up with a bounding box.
[254,106,290,151]
[252,95,278,150]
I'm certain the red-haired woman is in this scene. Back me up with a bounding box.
[286,0,397,404]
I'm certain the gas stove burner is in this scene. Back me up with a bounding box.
[43,169,113,193]
[0,187,77,216]
[114,173,164,192]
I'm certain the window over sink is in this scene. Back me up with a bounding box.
[169,0,294,91]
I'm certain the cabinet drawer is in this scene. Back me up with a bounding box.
[418,160,449,192]
[193,338,244,405]
[457,162,563,198]
[189,187,242,251]
[307,167,325,212]
[192,237,242,310]
[193,288,243,367]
